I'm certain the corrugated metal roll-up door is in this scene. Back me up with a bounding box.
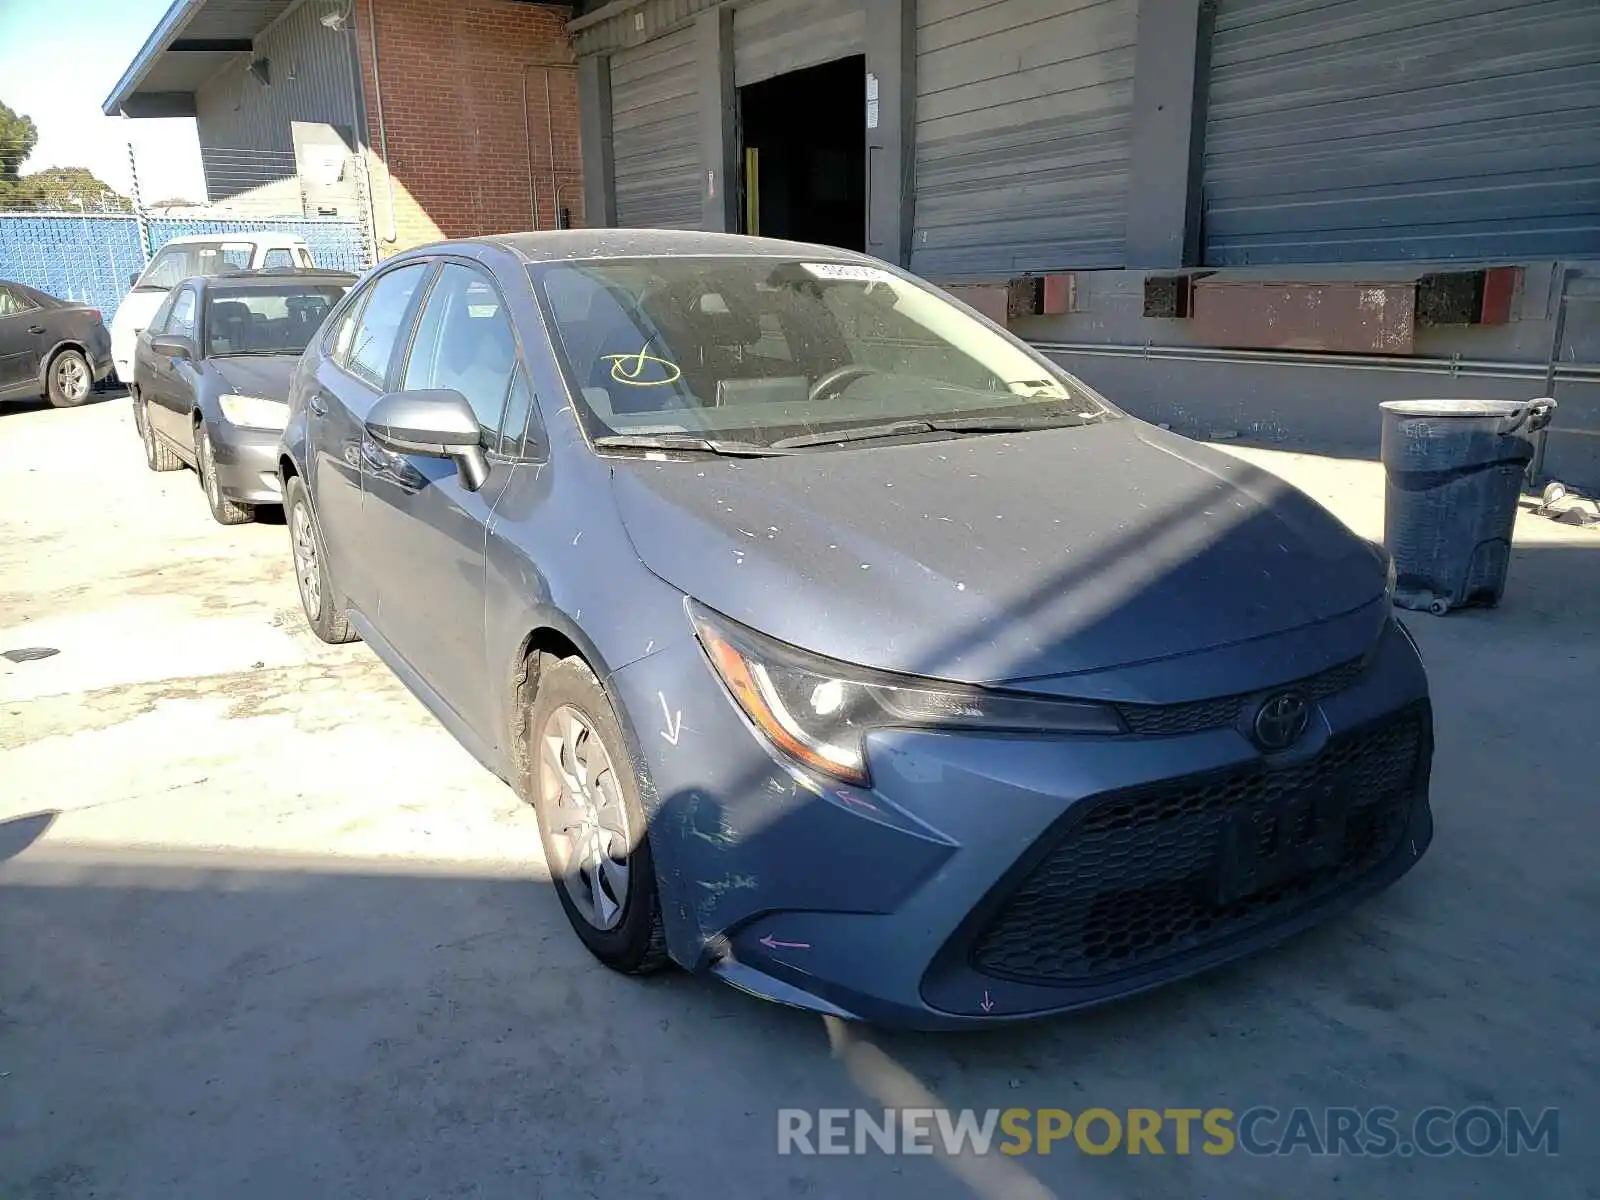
[1204,0,1600,265]
[911,0,1138,279]
[611,26,702,229]
[733,0,865,87]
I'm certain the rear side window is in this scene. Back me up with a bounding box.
[346,263,430,388]
[295,247,316,268]
[0,285,36,316]
[261,248,295,269]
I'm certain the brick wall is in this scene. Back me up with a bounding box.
[353,0,584,255]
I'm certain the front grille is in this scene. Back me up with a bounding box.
[971,707,1424,986]
[1115,656,1368,737]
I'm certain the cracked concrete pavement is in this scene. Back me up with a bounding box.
[2,395,1596,1199]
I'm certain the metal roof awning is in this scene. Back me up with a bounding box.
[102,0,306,118]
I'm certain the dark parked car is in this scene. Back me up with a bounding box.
[280,231,1432,1029]
[132,268,355,523]
[0,280,113,408]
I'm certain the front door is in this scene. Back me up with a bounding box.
[146,285,199,446]
[310,260,434,620]
[362,261,522,743]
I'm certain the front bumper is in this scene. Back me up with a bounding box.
[610,614,1432,1030]
[208,421,285,504]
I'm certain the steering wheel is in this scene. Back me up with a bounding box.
[809,364,879,402]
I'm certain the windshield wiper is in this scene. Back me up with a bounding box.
[591,433,798,458]
[770,412,1105,450]
[770,420,936,449]
[928,411,1108,433]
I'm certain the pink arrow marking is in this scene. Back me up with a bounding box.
[759,934,811,951]
[980,991,995,1013]
[836,790,879,812]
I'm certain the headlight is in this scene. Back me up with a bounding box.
[218,393,288,432]
[690,603,1123,786]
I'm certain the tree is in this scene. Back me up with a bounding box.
[0,99,36,182]
[20,167,132,212]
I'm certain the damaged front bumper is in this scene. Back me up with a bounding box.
[609,619,1432,1030]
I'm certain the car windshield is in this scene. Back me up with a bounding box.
[135,242,255,291]
[205,283,348,357]
[529,256,1114,450]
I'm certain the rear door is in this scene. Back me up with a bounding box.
[362,260,524,741]
[0,285,43,396]
[307,260,433,619]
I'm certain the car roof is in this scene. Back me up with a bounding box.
[461,229,884,266]
[158,232,309,247]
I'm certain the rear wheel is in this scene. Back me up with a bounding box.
[285,475,358,644]
[528,653,669,975]
[196,423,254,525]
[46,349,92,408]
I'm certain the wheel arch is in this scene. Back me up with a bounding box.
[35,340,89,393]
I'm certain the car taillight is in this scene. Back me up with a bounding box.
[89,310,102,323]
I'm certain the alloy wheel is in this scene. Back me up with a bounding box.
[55,355,88,402]
[291,500,322,618]
[538,705,632,930]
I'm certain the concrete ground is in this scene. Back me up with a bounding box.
[2,395,1596,1200]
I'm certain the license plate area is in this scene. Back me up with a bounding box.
[1214,777,1352,905]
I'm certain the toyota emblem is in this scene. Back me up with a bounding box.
[1253,691,1310,751]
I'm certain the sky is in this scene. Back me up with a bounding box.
[0,0,206,202]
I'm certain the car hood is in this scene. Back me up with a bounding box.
[209,355,298,400]
[609,419,1385,688]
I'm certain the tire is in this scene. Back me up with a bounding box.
[284,475,359,644]
[141,398,184,472]
[46,348,93,408]
[528,652,669,976]
[196,423,254,525]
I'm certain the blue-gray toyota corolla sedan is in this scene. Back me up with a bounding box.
[279,231,1432,1029]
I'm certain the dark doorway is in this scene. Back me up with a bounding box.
[738,55,866,252]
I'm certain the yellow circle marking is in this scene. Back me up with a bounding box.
[603,347,682,387]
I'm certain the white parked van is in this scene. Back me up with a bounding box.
[110,233,317,383]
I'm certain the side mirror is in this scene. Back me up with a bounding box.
[150,334,193,360]
[366,389,489,492]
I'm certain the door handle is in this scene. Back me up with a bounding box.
[309,392,329,416]
[27,325,45,335]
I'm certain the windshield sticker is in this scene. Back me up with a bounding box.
[801,262,899,285]
[603,345,682,387]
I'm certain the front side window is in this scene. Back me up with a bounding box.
[205,284,349,356]
[135,242,255,291]
[401,263,517,441]
[345,263,430,388]
[147,290,179,333]
[167,288,198,340]
[530,256,1112,448]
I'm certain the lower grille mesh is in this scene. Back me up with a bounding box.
[971,708,1424,986]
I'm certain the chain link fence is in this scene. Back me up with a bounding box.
[0,143,375,316]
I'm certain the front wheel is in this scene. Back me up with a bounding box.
[528,653,669,975]
[197,424,254,525]
[47,349,92,408]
